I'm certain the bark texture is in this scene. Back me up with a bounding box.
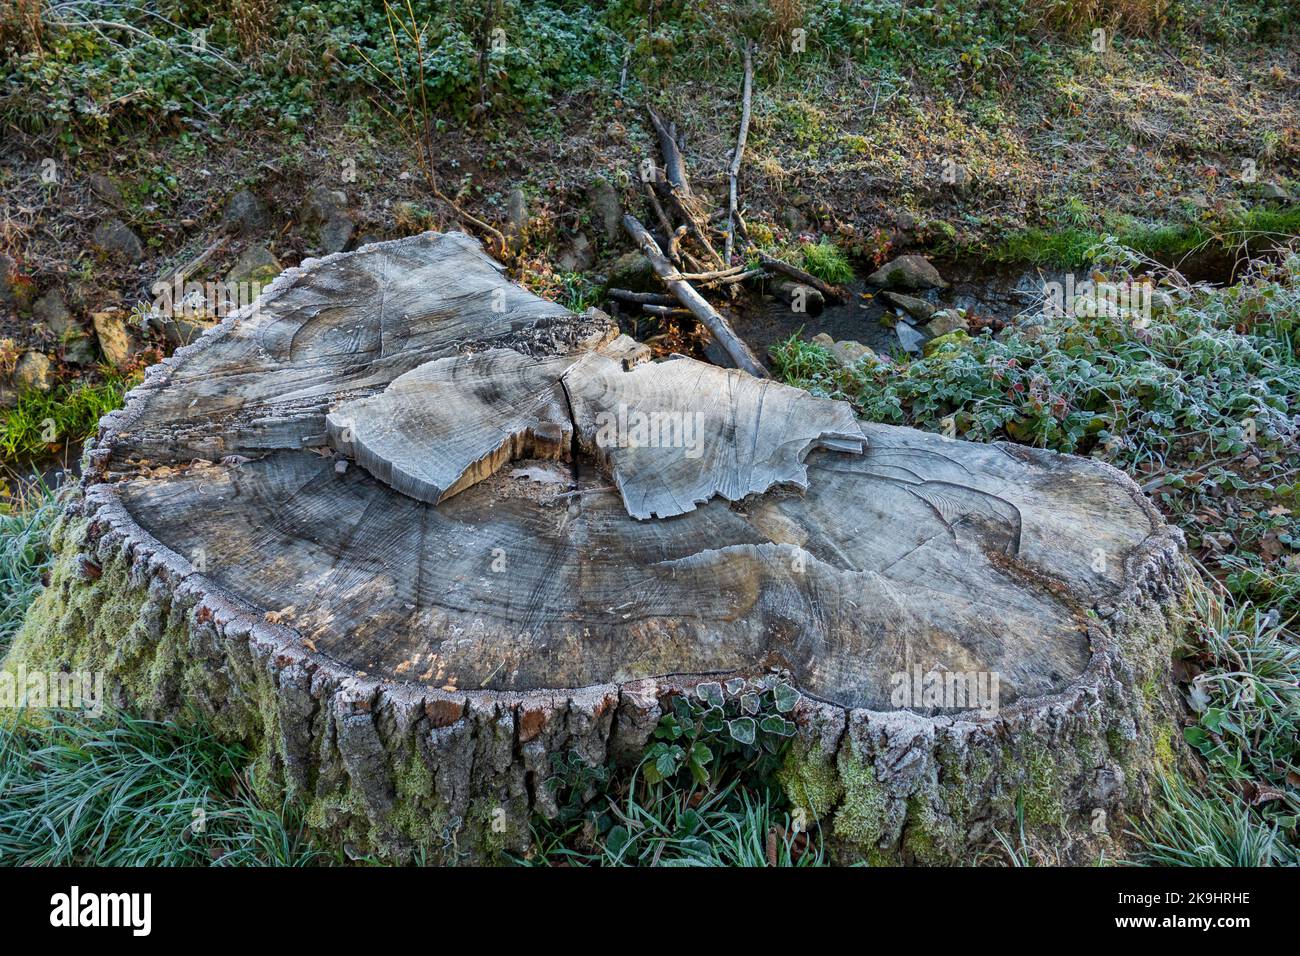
[6,232,1191,863]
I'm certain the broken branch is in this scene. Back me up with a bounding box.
[623,213,768,378]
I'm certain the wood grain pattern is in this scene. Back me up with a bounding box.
[563,350,864,519]
[77,231,1173,710]
[12,231,1188,863]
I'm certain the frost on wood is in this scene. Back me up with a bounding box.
[562,351,864,519]
[6,232,1191,863]
[326,338,866,520]
[326,349,577,505]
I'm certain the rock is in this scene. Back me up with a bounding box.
[587,176,622,244]
[779,205,810,233]
[33,290,73,333]
[606,252,657,292]
[91,219,144,262]
[894,320,926,355]
[811,333,875,368]
[301,188,353,254]
[880,290,938,323]
[13,351,51,392]
[867,254,948,291]
[86,173,124,207]
[303,187,347,224]
[221,188,271,235]
[1259,182,1290,201]
[226,244,283,287]
[319,217,354,255]
[153,314,216,349]
[924,330,971,356]
[829,339,875,367]
[61,334,99,366]
[34,290,96,364]
[925,308,968,337]
[91,310,134,370]
[505,188,529,236]
[557,233,594,272]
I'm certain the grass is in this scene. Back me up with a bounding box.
[525,776,825,867]
[988,205,1300,269]
[0,484,327,867]
[0,479,59,652]
[756,237,856,285]
[0,374,134,463]
[799,238,856,285]
[1132,773,1296,866]
[1126,577,1299,866]
[0,711,327,866]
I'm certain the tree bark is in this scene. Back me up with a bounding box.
[6,232,1191,864]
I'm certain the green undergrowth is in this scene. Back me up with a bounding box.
[0,480,60,652]
[792,238,856,285]
[774,245,1300,864]
[3,0,1291,146]
[0,373,134,464]
[0,710,328,865]
[521,675,826,867]
[984,206,1300,269]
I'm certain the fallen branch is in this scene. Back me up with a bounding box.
[724,41,754,265]
[623,213,768,378]
[607,289,678,305]
[676,264,748,282]
[640,303,694,318]
[702,267,765,287]
[758,252,846,304]
[646,106,690,197]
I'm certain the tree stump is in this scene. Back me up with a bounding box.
[7,233,1190,863]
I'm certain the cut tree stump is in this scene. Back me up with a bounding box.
[7,232,1191,864]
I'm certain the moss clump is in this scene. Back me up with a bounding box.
[831,751,889,849]
[1153,725,1177,775]
[1020,745,1064,828]
[901,794,957,865]
[390,751,448,850]
[5,512,288,806]
[778,742,843,821]
[467,797,523,862]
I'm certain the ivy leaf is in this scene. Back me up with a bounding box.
[760,714,797,737]
[727,717,757,745]
[773,682,801,713]
[696,681,725,708]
